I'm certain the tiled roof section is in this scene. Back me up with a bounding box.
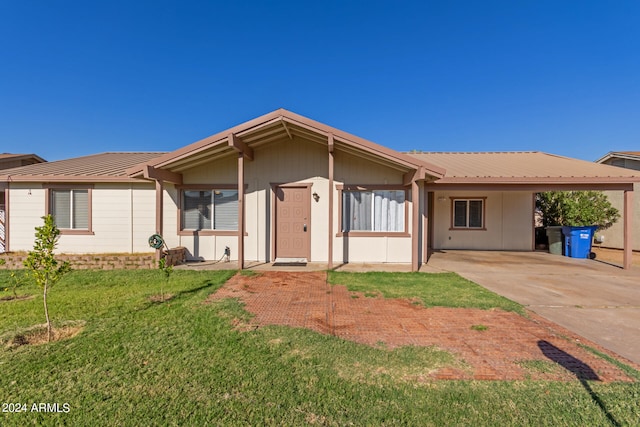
[0,152,166,182]
[408,151,640,184]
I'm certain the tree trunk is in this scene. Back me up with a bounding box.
[44,280,51,342]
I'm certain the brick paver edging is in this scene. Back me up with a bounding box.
[0,253,156,270]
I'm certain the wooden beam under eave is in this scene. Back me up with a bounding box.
[411,179,420,272]
[237,153,245,269]
[403,167,424,186]
[328,136,334,269]
[328,133,334,153]
[281,118,293,140]
[623,190,633,270]
[143,165,183,185]
[155,180,163,262]
[229,133,254,161]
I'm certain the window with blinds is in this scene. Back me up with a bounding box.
[51,189,89,230]
[182,189,238,231]
[452,199,484,229]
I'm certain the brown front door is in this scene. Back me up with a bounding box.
[275,186,310,259]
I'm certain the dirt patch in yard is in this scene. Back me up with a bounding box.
[207,271,638,382]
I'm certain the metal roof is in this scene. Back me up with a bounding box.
[409,151,640,184]
[0,152,165,182]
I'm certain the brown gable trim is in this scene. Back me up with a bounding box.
[127,109,446,179]
[126,111,286,177]
[276,111,445,177]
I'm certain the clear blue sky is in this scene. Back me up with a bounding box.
[1,1,638,162]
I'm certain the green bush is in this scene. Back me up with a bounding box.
[536,191,620,230]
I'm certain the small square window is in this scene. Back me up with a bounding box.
[451,199,484,229]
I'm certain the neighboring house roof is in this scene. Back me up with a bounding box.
[0,153,46,170]
[0,152,166,182]
[595,151,640,164]
[126,109,446,181]
[409,151,640,185]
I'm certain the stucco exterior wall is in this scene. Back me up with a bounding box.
[431,190,533,251]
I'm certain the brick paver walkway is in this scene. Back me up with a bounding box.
[208,271,636,382]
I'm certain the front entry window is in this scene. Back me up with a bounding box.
[342,190,405,232]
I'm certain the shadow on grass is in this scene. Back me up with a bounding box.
[538,340,620,427]
[140,280,219,310]
[173,279,219,299]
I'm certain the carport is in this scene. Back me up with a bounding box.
[410,152,640,269]
[425,250,640,365]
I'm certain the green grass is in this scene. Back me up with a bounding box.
[328,271,525,314]
[1,269,639,426]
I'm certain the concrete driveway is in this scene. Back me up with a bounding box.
[424,250,640,365]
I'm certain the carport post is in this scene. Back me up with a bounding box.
[623,189,633,270]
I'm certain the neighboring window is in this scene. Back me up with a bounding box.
[342,190,405,232]
[51,189,89,230]
[182,189,238,231]
[452,199,484,229]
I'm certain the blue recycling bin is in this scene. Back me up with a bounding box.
[561,226,598,259]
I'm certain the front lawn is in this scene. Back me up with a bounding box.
[328,271,524,314]
[0,269,638,426]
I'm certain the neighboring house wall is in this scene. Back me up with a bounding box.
[8,182,156,253]
[0,157,44,170]
[597,157,640,251]
[602,158,640,171]
[431,191,533,250]
[160,135,413,263]
[597,184,640,251]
